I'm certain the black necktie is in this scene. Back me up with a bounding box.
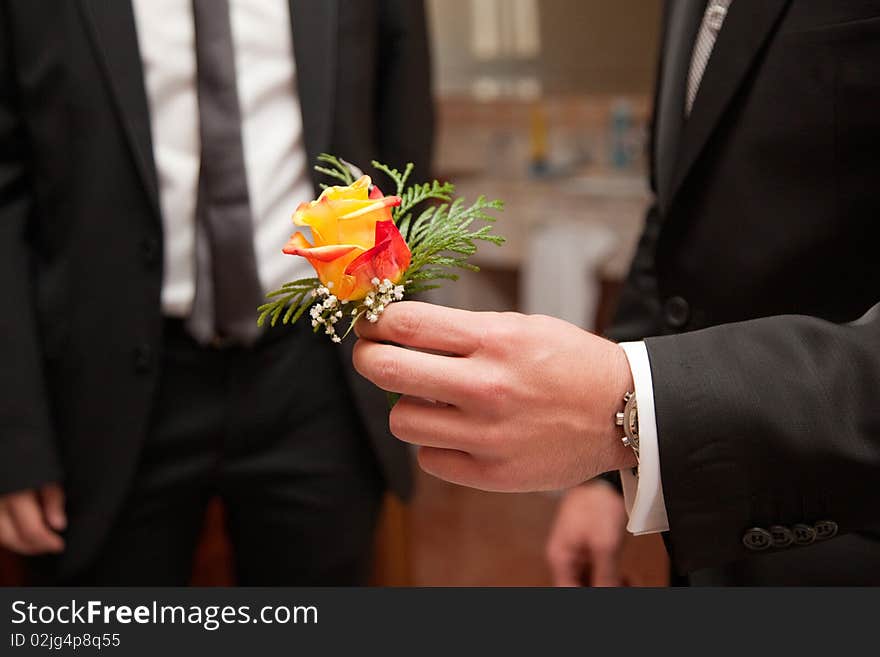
[187,0,262,346]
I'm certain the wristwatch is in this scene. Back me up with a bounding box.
[615,391,640,474]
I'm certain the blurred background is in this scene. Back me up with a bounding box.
[0,0,668,587]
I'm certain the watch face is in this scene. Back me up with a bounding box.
[625,400,639,446]
[627,407,638,435]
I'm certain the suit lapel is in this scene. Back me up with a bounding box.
[666,0,791,207]
[288,0,338,168]
[78,0,160,222]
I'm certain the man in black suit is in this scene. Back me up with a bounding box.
[353,0,880,585]
[0,0,432,585]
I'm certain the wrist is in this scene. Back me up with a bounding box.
[599,344,637,474]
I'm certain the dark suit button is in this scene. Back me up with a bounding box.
[133,344,153,373]
[742,527,772,551]
[140,237,160,267]
[792,523,817,546]
[664,296,690,328]
[769,525,794,548]
[814,520,838,541]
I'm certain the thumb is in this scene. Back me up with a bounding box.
[40,484,67,532]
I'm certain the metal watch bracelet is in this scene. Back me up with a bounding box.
[615,391,640,475]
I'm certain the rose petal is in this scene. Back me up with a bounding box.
[344,221,411,300]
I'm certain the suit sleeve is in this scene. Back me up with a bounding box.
[645,303,880,573]
[0,4,62,495]
[376,0,434,181]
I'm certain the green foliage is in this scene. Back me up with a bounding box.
[401,195,505,292]
[314,153,356,188]
[371,160,413,198]
[257,277,321,328]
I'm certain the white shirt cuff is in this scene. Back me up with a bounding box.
[618,342,669,535]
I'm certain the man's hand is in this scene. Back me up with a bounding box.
[0,484,66,555]
[353,302,636,492]
[546,481,628,586]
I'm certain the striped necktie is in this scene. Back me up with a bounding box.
[686,0,732,115]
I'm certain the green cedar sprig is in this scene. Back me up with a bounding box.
[257,277,321,328]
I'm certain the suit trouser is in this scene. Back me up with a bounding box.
[43,319,384,585]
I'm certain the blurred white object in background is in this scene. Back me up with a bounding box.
[522,222,617,330]
[471,0,540,60]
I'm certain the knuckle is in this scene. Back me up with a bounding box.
[484,313,517,347]
[474,419,503,446]
[393,308,423,344]
[473,371,508,402]
[375,355,400,387]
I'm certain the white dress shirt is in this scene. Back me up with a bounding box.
[619,342,669,534]
[132,0,314,317]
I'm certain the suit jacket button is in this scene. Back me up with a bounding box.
[769,525,794,548]
[792,523,817,546]
[664,296,691,328]
[133,344,153,373]
[742,527,772,551]
[814,520,838,541]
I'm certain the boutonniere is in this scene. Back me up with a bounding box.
[258,154,504,342]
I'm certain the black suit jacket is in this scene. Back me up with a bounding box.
[0,0,433,578]
[609,0,880,583]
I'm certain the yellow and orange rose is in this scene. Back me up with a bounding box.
[282,176,411,301]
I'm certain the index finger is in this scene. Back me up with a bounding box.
[355,301,483,356]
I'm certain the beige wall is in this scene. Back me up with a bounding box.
[428,0,663,96]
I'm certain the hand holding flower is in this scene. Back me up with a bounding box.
[353,301,637,492]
